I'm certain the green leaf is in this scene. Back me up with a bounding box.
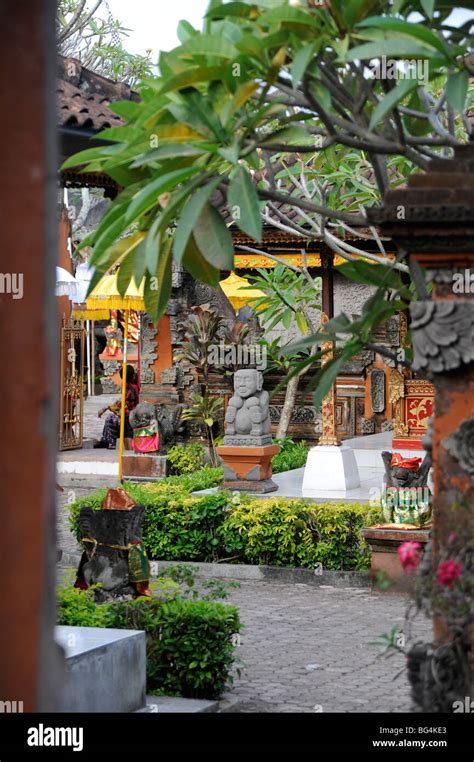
[158,65,229,95]
[295,310,309,335]
[420,0,435,19]
[292,42,317,89]
[182,236,221,287]
[117,252,135,297]
[176,35,238,59]
[173,177,223,264]
[227,166,262,243]
[130,144,205,168]
[369,79,418,129]
[356,16,452,59]
[144,238,173,323]
[194,203,234,270]
[346,40,445,62]
[312,354,348,410]
[132,237,148,286]
[445,70,469,114]
[125,167,200,224]
[206,2,255,19]
[259,6,318,28]
[145,218,161,275]
[177,19,197,43]
[261,125,313,146]
[61,145,109,170]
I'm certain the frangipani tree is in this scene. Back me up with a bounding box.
[63,0,473,403]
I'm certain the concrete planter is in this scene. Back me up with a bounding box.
[361,527,430,592]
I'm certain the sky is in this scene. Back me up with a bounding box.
[104,0,473,62]
[105,0,209,59]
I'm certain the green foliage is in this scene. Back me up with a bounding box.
[248,264,320,334]
[159,563,241,601]
[69,479,381,570]
[181,393,224,466]
[271,437,309,473]
[57,585,115,628]
[67,467,224,541]
[56,584,240,699]
[111,597,240,699]
[221,498,381,570]
[62,0,472,408]
[142,491,230,562]
[167,443,207,474]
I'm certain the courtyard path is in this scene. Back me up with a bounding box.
[220,580,430,713]
[56,475,430,714]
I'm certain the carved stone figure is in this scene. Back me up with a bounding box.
[224,369,272,446]
[155,404,184,453]
[381,450,432,525]
[129,402,159,453]
[74,488,151,600]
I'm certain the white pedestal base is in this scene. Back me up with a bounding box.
[302,445,360,494]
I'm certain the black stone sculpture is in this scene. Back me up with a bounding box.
[74,489,150,600]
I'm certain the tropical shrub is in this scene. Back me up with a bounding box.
[68,467,223,540]
[111,597,240,699]
[56,583,240,699]
[221,498,381,570]
[69,480,382,569]
[272,437,309,473]
[167,443,207,474]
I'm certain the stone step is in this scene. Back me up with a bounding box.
[56,626,146,712]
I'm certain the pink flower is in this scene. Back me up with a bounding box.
[398,541,422,573]
[437,560,463,588]
[447,532,458,545]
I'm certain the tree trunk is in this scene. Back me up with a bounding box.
[276,373,300,440]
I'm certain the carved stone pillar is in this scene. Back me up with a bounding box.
[369,143,474,701]
[318,313,341,447]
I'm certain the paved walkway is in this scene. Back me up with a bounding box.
[56,475,430,714]
[220,581,430,713]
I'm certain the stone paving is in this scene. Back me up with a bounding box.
[219,581,431,713]
[56,476,430,714]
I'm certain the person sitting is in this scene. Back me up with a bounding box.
[94,365,139,449]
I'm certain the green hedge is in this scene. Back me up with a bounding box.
[271,438,309,473]
[57,584,240,699]
[69,475,381,570]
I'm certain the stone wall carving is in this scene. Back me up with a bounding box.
[140,315,157,385]
[410,301,474,374]
[370,369,386,413]
[443,417,474,475]
[361,417,376,434]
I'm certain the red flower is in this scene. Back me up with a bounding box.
[398,541,422,573]
[436,560,463,588]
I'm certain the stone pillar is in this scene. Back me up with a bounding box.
[0,0,62,710]
[369,143,474,698]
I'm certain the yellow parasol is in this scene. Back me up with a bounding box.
[86,272,146,481]
[72,304,111,321]
[219,272,266,312]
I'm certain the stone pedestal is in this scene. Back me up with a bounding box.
[122,452,169,481]
[361,527,430,592]
[302,444,360,494]
[217,444,280,493]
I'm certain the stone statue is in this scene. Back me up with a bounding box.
[224,369,272,446]
[381,451,432,526]
[155,404,184,454]
[74,488,151,600]
[129,402,159,453]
